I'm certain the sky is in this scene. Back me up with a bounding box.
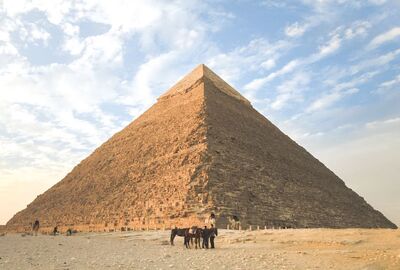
[0,0,399,226]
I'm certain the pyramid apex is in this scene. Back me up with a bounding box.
[198,63,210,72]
[159,64,252,106]
[190,63,226,80]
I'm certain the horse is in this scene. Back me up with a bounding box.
[170,227,203,249]
[170,227,188,246]
[186,227,202,249]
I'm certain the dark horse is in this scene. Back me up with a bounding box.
[170,227,187,246]
[170,227,202,249]
[187,227,202,249]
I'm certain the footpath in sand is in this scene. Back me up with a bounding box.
[0,229,399,269]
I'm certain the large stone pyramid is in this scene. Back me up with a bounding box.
[7,64,397,231]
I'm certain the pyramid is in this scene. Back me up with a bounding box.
[7,64,397,232]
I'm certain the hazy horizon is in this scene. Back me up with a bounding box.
[1,0,399,227]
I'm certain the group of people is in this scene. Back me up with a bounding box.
[30,219,73,236]
[201,224,218,249]
[170,213,219,249]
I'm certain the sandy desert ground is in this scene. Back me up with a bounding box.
[0,229,399,270]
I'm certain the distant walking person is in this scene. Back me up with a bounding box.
[32,220,40,236]
[53,226,58,236]
[209,224,218,249]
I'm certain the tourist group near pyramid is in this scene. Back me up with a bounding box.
[7,64,397,232]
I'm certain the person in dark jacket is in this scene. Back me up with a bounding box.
[202,226,209,249]
[209,224,218,248]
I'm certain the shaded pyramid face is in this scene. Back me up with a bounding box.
[7,64,397,231]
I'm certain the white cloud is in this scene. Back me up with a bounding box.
[317,34,341,58]
[121,51,182,108]
[61,22,79,36]
[244,60,300,91]
[368,27,400,49]
[334,71,380,91]
[344,21,371,40]
[244,30,345,92]
[366,117,400,129]
[2,0,34,17]
[302,0,388,10]
[306,70,380,113]
[0,18,22,55]
[260,59,276,70]
[3,0,72,24]
[378,74,400,91]
[61,22,82,55]
[72,31,124,68]
[244,33,342,92]
[368,0,387,4]
[285,22,308,37]
[260,1,290,8]
[307,88,359,112]
[271,71,310,110]
[0,0,216,139]
[208,38,289,84]
[350,48,400,75]
[18,23,51,45]
[3,0,210,55]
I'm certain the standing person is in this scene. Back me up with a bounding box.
[32,220,40,236]
[209,213,216,227]
[202,226,209,249]
[53,226,58,236]
[209,224,218,249]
